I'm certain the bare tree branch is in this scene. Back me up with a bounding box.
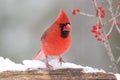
[93,0,117,73]
[79,12,95,17]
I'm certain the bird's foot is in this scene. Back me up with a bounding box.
[59,56,64,65]
[46,62,53,70]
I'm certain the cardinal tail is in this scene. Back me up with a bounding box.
[32,50,46,60]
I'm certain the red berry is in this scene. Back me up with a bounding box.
[97,38,103,41]
[106,35,110,39]
[94,34,98,38]
[98,6,102,10]
[91,29,96,33]
[93,25,97,30]
[115,20,120,25]
[96,11,98,17]
[72,8,80,15]
[97,31,102,35]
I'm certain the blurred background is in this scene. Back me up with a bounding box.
[0,0,120,72]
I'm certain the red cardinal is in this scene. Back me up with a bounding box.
[32,9,72,69]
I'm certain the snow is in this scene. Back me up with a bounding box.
[0,57,24,71]
[115,74,120,80]
[0,57,104,73]
[49,59,105,73]
[0,57,120,80]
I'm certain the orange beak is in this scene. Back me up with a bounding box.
[63,24,72,31]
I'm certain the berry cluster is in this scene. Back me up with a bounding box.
[91,22,103,41]
[91,22,110,41]
[91,6,108,41]
[96,6,105,18]
[72,6,114,42]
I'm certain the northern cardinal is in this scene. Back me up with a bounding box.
[32,9,72,69]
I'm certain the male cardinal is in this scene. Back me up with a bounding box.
[32,9,72,69]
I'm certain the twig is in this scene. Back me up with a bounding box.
[79,12,95,17]
[114,5,120,33]
[107,4,120,36]
[106,19,115,36]
[117,56,120,64]
[116,24,120,33]
[104,13,120,25]
[105,13,120,36]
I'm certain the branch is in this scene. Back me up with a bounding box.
[0,69,116,80]
[117,56,120,64]
[106,5,120,36]
[115,5,120,33]
[107,0,120,70]
[104,13,120,25]
[93,0,117,73]
[79,12,95,17]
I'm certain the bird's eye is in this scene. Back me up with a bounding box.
[59,23,70,29]
[59,24,66,28]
